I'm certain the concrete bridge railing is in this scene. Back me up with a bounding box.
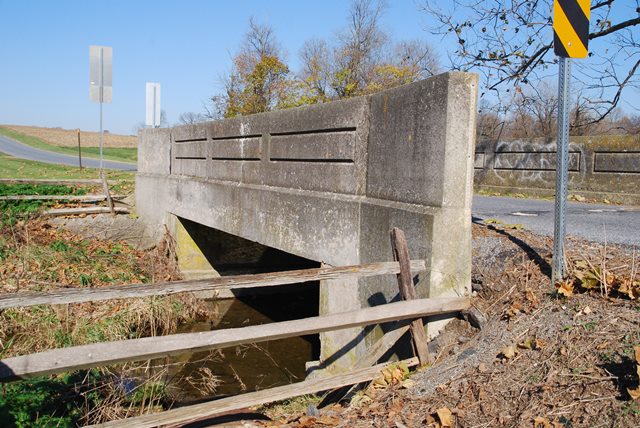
[136,72,478,371]
[475,135,640,204]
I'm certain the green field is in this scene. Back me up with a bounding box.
[0,127,137,163]
[0,154,134,181]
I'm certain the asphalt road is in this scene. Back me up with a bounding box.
[0,134,136,171]
[473,195,640,247]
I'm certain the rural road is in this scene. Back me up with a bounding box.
[0,134,136,171]
[472,195,640,247]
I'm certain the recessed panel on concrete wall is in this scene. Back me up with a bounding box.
[172,158,209,177]
[173,141,208,159]
[594,152,640,174]
[172,125,207,142]
[474,153,485,169]
[258,163,360,194]
[270,129,356,162]
[493,151,580,171]
[210,136,262,160]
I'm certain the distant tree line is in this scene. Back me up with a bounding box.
[477,86,640,141]
[176,0,639,140]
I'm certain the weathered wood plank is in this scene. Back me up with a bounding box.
[391,227,431,366]
[0,260,426,310]
[0,297,468,381]
[88,357,420,428]
[44,207,129,216]
[0,194,122,201]
[0,178,122,186]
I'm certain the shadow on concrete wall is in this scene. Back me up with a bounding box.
[178,217,321,358]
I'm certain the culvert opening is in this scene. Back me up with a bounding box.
[171,217,321,401]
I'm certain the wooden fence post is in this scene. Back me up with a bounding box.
[76,128,83,169]
[390,227,432,365]
[99,171,116,215]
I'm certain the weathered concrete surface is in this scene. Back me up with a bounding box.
[475,135,640,205]
[136,72,478,372]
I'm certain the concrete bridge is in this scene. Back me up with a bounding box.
[136,72,478,371]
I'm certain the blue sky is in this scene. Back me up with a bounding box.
[0,0,440,135]
[0,1,638,135]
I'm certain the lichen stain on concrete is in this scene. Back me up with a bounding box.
[175,219,219,279]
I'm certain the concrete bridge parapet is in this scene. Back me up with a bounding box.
[136,72,478,371]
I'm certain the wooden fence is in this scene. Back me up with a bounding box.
[1,174,120,215]
[0,228,470,427]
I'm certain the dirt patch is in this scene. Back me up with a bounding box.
[50,213,160,251]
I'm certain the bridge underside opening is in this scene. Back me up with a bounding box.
[176,216,321,359]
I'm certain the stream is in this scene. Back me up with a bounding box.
[161,286,320,403]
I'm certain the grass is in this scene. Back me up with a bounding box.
[0,183,89,226]
[0,368,171,427]
[0,154,134,181]
[0,219,204,425]
[0,126,137,163]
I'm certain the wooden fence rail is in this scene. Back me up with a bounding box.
[0,226,471,426]
[0,297,468,381]
[0,260,426,310]
[0,194,124,202]
[0,178,123,186]
[91,356,421,428]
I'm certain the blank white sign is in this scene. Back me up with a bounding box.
[146,82,161,127]
[89,45,112,103]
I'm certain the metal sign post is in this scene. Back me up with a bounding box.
[145,83,161,128]
[89,45,112,171]
[552,0,590,283]
[552,57,571,283]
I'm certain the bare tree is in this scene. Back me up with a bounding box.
[476,99,506,140]
[508,85,557,140]
[298,38,333,102]
[296,0,439,101]
[243,17,279,58]
[422,0,640,125]
[391,39,440,79]
[332,0,389,97]
[177,112,207,125]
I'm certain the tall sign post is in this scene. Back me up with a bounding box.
[89,45,112,171]
[145,82,161,128]
[552,0,590,283]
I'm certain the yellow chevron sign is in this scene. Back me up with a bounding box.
[554,0,591,58]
